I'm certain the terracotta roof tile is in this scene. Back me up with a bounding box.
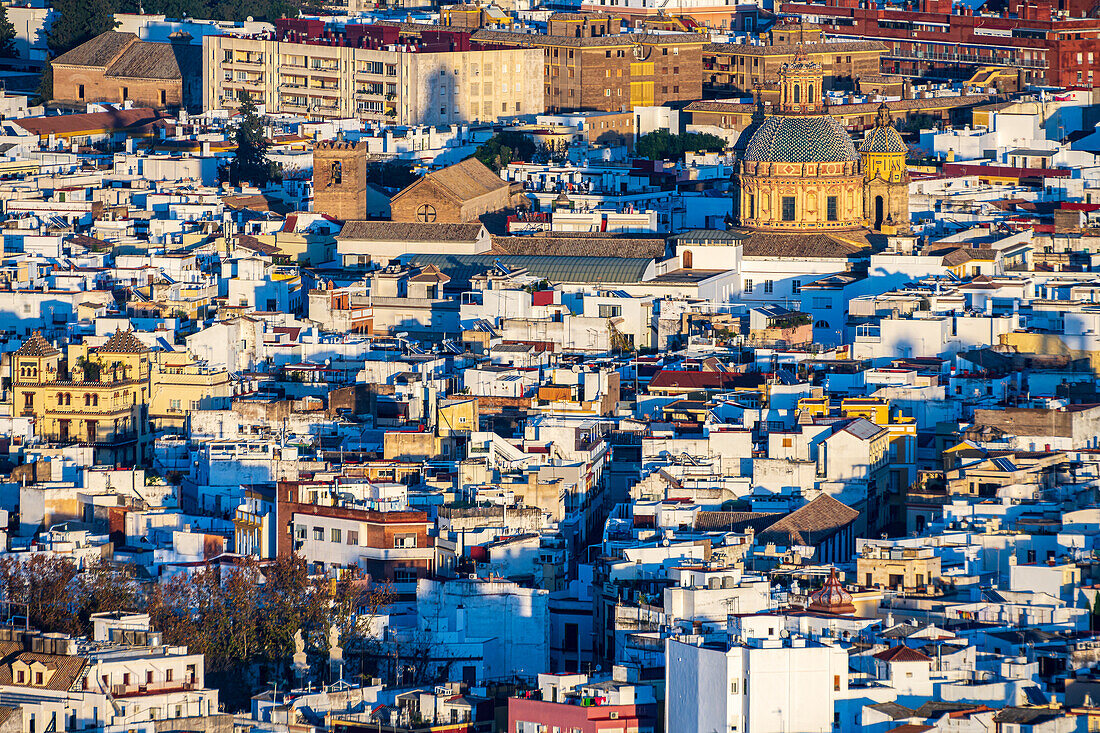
[15,331,60,358]
[756,494,860,547]
[98,329,150,354]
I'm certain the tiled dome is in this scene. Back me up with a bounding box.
[860,124,907,154]
[744,115,860,164]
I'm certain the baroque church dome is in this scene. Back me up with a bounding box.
[744,115,860,164]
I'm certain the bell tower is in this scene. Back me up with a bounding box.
[859,103,910,232]
[778,44,824,114]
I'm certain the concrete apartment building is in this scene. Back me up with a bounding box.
[202,20,543,124]
[471,14,706,113]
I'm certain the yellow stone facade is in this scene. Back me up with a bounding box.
[736,48,910,234]
[9,331,152,465]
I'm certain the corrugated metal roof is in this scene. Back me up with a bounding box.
[402,253,654,287]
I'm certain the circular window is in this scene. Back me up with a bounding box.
[416,204,437,222]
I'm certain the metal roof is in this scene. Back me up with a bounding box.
[401,254,655,288]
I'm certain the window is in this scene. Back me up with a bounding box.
[347,530,359,545]
[170,399,181,410]
[295,525,306,539]
[826,195,838,222]
[833,675,841,691]
[782,438,792,448]
[165,669,173,682]
[764,280,774,294]
[330,528,342,543]
[394,534,417,548]
[160,89,166,105]
[78,84,85,99]
[781,196,796,221]
[121,87,129,100]
[744,279,753,293]
[730,681,738,694]
[792,280,801,294]
[599,304,622,318]
[331,161,342,184]
[312,527,324,541]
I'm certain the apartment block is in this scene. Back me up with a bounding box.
[471,14,706,113]
[202,20,544,124]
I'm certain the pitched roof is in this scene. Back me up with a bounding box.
[0,651,89,691]
[53,31,137,68]
[648,370,765,391]
[694,511,780,532]
[756,494,860,547]
[106,40,194,80]
[15,331,60,358]
[874,645,933,663]
[737,230,871,259]
[339,221,486,243]
[98,329,150,354]
[491,234,667,259]
[15,108,170,137]
[867,702,915,720]
[992,708,1065,725]
[392,157,509,206]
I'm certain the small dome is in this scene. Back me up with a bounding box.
[860,124,907,154]
[807,568,856,615]
[744,115,860,164]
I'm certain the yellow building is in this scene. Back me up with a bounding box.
[9,330,152,465]
[736,49,864,231]
[149,351,234,433]
[734,48,910,236]
[856,544,940,591]
[860,103,910,232]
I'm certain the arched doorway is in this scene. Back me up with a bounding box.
[874,195,884,229]
[682,249,693,269]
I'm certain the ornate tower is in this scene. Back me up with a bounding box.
[859,103,910,232]
[735,49,863,231]
[778,44,824,114]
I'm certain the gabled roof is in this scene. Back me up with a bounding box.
[15,331,60,358]
[836,417,888,441]
[98,329,150,354]
[53,31,137,68]
[873,645,933,663]
[53,30,195,80]
[866,702,915,720]
[338,221,485,243]
[0,651,89,691]
[756,494,860,547]
[648,370,765,391]
[393,157,508,207]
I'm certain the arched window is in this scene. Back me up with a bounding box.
[65,394,71,405]
[57,394,64,405]
[794,84,801,103]
[808,85,814,103]
[815,320,829,328]
[92,395,99,407]
[84,394,91,406]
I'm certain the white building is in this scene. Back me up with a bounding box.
[665,633,849,733]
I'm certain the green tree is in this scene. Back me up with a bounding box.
[635,129,727,160]
[473,130,536,172]
[36,60,53,104]
[0,5,17,58]
[46,0,117,56]
[230,94,277,187]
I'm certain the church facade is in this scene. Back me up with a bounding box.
[734,48,910,235]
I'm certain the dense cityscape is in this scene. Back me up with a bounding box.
[0,0,1097,729]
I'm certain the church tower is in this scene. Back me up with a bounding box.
[859,103,910,232]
